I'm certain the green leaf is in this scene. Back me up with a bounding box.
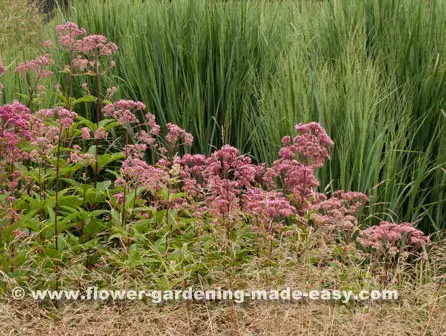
[71,95,97,106]
[95,153,125,171]
[48,91,69,105]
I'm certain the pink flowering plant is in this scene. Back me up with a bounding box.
[359,221,429,272]
[0,22,431,290]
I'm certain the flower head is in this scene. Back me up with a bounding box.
[80,127,91,139]
[359,221,429,255]
[165,123,193,147]
[14,55,53,78]
[102,100,145,126]
[56,22,87,49]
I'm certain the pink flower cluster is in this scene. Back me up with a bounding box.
[71,56,89,73]
[309,190,369,234]
[37,107,78,129]
[69,144,95,166]
[74,35,118,56]
[169,145,277,228]
[80,127,91,139]
[120,158,168,190]
[56,22,87,49]
[198,145,263,220]
[102,100,145,126]
[279,122,334,168]
[263,122,334,208]
[359,221,429,256]
[243,188,296,239]
[165,123,194,147]
[0,102,33,161]
[173,154,207,198]
[134,113,161,147]
[56,22,117,75]
[14,55,53,79]
[94,127,108,140]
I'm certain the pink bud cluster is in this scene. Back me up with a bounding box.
[359,221,429,256]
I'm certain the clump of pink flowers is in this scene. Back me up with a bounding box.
[359,221,429,257]
[165,123,194,147]
[103,100,145,126]
[243,187,296,242]
[309,190,369,239]
[264,122,334,209]
[56,22,87,49]
[279,122,334,168]
[120,158,168,191]
[0,102,33,162]
[14,56,53,78]
[74,34,118,56]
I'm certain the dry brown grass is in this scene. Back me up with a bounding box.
[1,236,445,336]
[1,283,445,336]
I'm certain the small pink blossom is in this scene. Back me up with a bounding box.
[69,145,95,166]
[80,127,90,139]
[15,55,53,78]
[43,40,53,48]
[94,127,108,140]
[165,123,193,147]
[102,100,145,126]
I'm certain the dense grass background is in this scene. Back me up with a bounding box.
[1,0,445,232]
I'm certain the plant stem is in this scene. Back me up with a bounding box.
[94,52,101,188]
[164,188,171,255]
[122,128,129,230]
[54,125,63,251]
